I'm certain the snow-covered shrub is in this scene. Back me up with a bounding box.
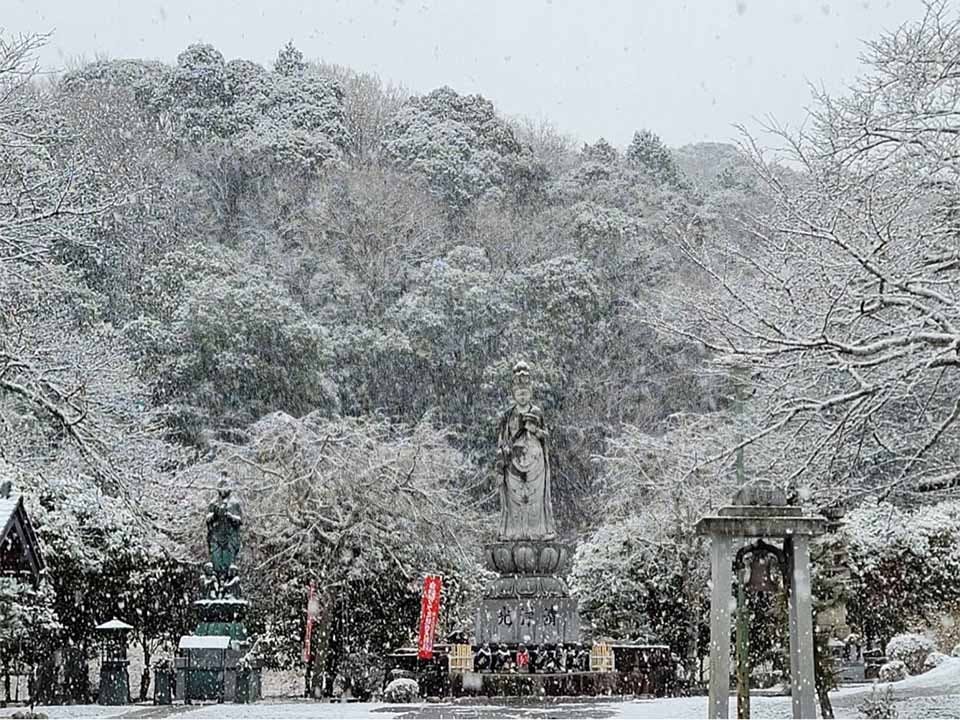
[886,633,935,675]
[953,643,960,658]
[922,652,950,672]
[878,660,908,683]
[844,501,960,646]
[858,684,898,719]
[383,678,419,704]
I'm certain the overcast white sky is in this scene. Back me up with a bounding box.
[6,0,921,147]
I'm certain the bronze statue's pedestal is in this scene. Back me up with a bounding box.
[193,598,250,641]
[176,599,261,703]
[474,540,580,645]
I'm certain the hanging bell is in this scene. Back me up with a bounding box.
[747,552,778,593]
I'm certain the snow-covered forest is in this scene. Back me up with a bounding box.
[2,1,960,710]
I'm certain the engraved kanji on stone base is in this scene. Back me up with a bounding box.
[475,598,579,645]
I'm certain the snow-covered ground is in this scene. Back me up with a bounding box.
[3,659,958,719]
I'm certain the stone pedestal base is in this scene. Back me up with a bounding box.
[174,643,262,703]
[474,539,581,645]
[175,598,259,703]
[193,599,249,642]
[452,670,619,697]
[475,597,579,645]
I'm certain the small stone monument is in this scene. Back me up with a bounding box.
[696,482,827,719]
[176,473,261,703]
[474,361,580,646]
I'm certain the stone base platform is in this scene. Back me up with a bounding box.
[451,670,619,697]
[193,599,249,641]
[175,635,262,703]
[475,597,579,645]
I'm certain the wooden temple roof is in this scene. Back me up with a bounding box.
[0,490,45,583]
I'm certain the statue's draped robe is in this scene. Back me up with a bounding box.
[207,498,242,574]
[497,404,556,540]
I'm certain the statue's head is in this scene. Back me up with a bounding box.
[217,474,231,499]
[511,360,533,406]
[203,561,214,575]
[228,563,239,577]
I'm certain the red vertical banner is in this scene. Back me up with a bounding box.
[303,581,319,663]
[417,575,443,660]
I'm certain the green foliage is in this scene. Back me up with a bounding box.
[160,44,238,141]
[130,273,338,445]
[844,500,960,647]
[0,577,60,666]
[571,515,708,654]
[626,130,685,187]
[234,71,349,172]
[23,475,191,649]
[580,138,619,165]
[384,86,522,213]
[274,41,307,77]
[60,58,169,97]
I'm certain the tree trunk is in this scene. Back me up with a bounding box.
[63,646,89,703]
[682,565,699,691]
[685,601,698,691]
[309,586,336,699]
[139,638,151,702]
[735,583,750,719]
[814,631,835,719]
[34,656,56,705]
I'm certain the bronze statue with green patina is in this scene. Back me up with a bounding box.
[206,475,242,576]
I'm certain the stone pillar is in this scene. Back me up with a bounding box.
[786,537,817,720]
[708,535,733,719]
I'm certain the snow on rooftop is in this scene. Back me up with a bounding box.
[179,635,231,650]
[0,494,20,534]
[95,618,133,631]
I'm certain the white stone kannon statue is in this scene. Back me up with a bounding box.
[495,360,557,541]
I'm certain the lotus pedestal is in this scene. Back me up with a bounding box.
[474,540,580,645]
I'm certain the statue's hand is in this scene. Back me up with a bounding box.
[528,424,547,440]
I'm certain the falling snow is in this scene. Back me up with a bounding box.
[2,3,960,719]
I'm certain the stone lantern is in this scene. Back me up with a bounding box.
[95,618,133,705]
[696,486,827,719]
